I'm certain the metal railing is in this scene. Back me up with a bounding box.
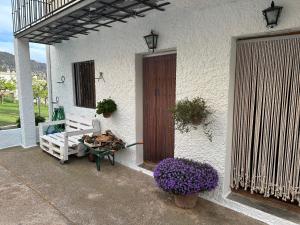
[12,0,78,34]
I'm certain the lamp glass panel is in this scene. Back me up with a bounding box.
[146,36,154,49]
[153,36,158,48]
[266,9,279,24]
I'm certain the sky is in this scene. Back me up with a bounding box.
[0,0,46,62]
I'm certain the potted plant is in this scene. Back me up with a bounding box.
[16,114,46,128]
[96,98,117,118]
[171,97,213,141]
[16,114,46,142]
[154,158,218,209]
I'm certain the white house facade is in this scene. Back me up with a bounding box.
[9,0,300,224]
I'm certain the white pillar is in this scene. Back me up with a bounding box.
[46,45,53,120]
[14,38,36,148]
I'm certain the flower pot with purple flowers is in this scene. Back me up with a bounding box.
[154,158,219,209]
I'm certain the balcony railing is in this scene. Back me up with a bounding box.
[12,0,170,44]
[12,0,78,34]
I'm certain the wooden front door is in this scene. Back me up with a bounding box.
[143,53,176,163]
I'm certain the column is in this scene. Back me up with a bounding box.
[14,38,36,148]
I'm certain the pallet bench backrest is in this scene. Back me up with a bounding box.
[65,113,94,132]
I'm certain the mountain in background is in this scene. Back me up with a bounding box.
[0,51,46,75]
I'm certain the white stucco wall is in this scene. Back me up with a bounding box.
[0,129,22,149]
[0,127,39,150]
[49,1,300,224]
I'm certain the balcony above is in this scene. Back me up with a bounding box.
[12,0,170,45]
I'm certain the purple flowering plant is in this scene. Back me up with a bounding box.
[154,158,219,195]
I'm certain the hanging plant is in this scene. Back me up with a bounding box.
[96,98,117,118]
[171,97,213,141]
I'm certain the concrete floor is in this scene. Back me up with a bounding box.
[0,147,265,225]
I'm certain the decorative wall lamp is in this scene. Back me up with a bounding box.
[57,76,65,84]
[144,30,158,52]
[95,72,105,82]
[262,1,283,28]
[51,96,59,105]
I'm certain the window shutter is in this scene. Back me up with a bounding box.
[73,60,95,108]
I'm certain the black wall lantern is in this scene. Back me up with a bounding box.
[262,1,283,28]
[144,30,158,52]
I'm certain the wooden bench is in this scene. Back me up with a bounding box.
[39,114,101,164]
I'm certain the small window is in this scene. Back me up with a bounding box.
[73,60,96,108]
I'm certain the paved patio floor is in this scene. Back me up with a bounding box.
[0,147,265,225]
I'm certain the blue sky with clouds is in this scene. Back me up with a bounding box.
[0,0,46,62]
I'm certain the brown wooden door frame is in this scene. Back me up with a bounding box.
[143,53,176,163]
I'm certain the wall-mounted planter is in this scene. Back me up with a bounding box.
[171,97,213,141]
[96,98,117,119]
[103,113,112,118]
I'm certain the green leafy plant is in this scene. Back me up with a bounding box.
[16,114,46,128]
[0,78,16,104]
[171,97,213,141]
[96,98,117,117]
[32,76,48,115]
[3,96,15,103]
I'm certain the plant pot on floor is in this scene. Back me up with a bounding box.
[174,193,198,209]
[88,153,95,162]
[153,158,219,210]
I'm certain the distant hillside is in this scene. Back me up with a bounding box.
[0,51,46,75]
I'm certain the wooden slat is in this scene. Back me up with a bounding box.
[42,134,76,148]
[66,113,92,126]
[156,54,176,160]
[143,56,157,162]
[51,133,79,144]
[66,120,86,130]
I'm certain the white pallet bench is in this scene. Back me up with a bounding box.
[39,114,100,163]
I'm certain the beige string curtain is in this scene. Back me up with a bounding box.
[231,37,300,205]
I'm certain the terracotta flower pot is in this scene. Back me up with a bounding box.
[103,112,112,118]
[191,117,202,125]
[88,153,95,162]
[174,193,198,209]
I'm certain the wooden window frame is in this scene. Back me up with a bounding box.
[72,60,96,109]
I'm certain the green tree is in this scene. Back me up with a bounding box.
[0,78,16,104]
[40,87,48,105]
[32,77,48,115]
